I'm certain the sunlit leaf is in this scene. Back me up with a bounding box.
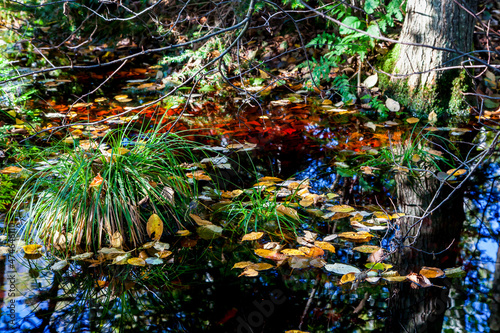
[276,204,300,220]
[281,248,307,256]
[419,266,444,278]
[110,231,123,248]
[196,225,223,239]
[112,253,131,265]
[51,260,68,271]
[353,245,381,253]
[324,263,361,275]
[339,272,357,285]
[232,261,254,269]
[238,268,259,277]
[363,73,378,88]
[300,246,324,257]
[259,176,283,182]
[242,231,264,241]
[22,244,42,254]
[407,272,432,288]
[365,262,392,270]
[147,214,164,240]
[299,199,314,207]
[0,166,23,174]
[446,168,467,176]
[406,117,420,124]
[95,97,108,102]
[89,173,103,187]
[285,330,310,333]
[314,241,336,253]
[338,231,374,242]
[328,205,355,213]
[128,257,146,266]
[177,230,191,236]
[385,98,400,112]
[254,249,288,261]
[373,211,391,219]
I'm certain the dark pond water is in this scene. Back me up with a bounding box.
[1,66,499,333]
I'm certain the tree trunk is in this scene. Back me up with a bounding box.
[393,0,477,90]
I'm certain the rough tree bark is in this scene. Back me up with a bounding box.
[394,0,477,89]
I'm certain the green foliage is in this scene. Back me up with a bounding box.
[0,174,18,212]
[9,122,208,250]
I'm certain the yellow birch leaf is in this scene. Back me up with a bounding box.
[0,166,23,174]
[276,205,299,220]
[406,117,420,124]
[339,272,356,285]
[147,214,164,240]
[248,263,274,271]
[127,257,146,266]
[299,199,314,207]
[232,261,254,269]
[239,268,259,277]
[339,231,374,242]
[328,205,355,213]
[242,231,264,241]
[314,241,336,253]
[254,249,288,261]
[281,248,306,256]
[22,244,43,254]
[446,168,467,176]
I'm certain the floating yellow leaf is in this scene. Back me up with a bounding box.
[304,246,324,257]
[353,245,381,253]
[0,166,23,174]
[299,199,314,207]
[95,97,108,103]
[281,248,306,256]
[258,176,283,182]
[406,117,420,124]
[114,94,129,101]
[176,230,191,236]
[328,205,355,213]
[330,212,351,220]
[339,231,374,242]
[238,268,259,277]
[339,272,356,285]
[89,173,104,188]
[314,241,336,253]
[232,261,254,269]
[22,244,42,254]
[419,266,444,278]
[242,231,264,241]
[446,168,467,176]
[276,205,299,220]
[373,211,391,219]
[156,250,172,259]
[127,257,146,266]
[147,214,163,240]
[391,213,405,219]
[254,249,288,261]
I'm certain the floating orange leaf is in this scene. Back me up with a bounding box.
[254,249,288,261]
[281,248,306,256]
[242,231,264,241]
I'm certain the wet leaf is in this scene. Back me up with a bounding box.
[156,250,172,259]
[407,272,432,288]
[128,257,146,266]
[107,147,130,155]
[239,268,259,277]
[419,266,444,278]
[242,231,264,241]
[0,166,23,174]
[232,261,254,269]
[89,173,104,187]
[281,248,307,256]
[259,176,283,182]
[276,204,300,220]
[353,245,381,253]
[365,262,392,270]
[314,241,336,253]
[189,214,213,226]
[177,230,191,236]
[338,231,374,242]
[288,256,311,269]
[51,260,68,271]
[383,276,407,282]
[328,205,355,213]
[310,258,326,268]
[254,249,288,261]
[112,253,131,265]
[69,252,94,260]
[446,168,467,176]
[339,272,357,285]
[153,242,170,252]
[147,214,163,240]
[324,263,361,275]
[406,117,420,124]
[302,246,325,257]
[248,263,274,271]
[145,257,164,265]
[196,225,223,239]
[22,244,43,254]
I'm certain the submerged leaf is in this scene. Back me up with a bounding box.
[254,249,288,261]
[50,260,68,271]
[69,252,94,260]
[248,263,274,271]
[196,225,223,239]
